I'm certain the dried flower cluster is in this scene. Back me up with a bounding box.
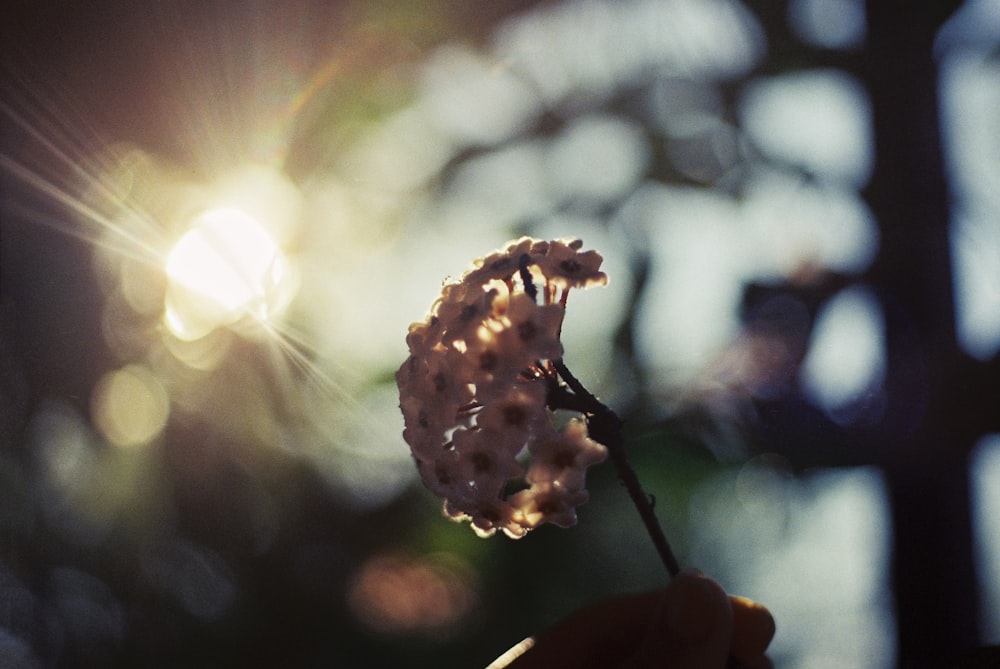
[397,238,609,538]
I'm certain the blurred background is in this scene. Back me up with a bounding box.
[2,1,998,667]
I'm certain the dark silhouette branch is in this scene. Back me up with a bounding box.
[549,359,682,579]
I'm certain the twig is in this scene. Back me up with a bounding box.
[550,359,681,579]
[518,254,538,302]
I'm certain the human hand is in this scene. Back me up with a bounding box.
[489,569,775,669]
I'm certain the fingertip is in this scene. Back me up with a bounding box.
[729,595,776,661]
[625,569,732,668]
[664,569,732,643]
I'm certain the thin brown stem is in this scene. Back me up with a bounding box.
[518,254,538,302]
[550,359,681,579]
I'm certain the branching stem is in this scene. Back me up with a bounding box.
[549,359,681,579]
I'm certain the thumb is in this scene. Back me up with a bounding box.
[622,569,733,669]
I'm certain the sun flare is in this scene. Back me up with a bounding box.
[164,206,295,340]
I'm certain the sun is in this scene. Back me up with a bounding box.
[164,206,295,341]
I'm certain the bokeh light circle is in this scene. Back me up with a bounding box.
[91,364,170,448]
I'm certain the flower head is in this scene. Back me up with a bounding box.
[397,238,609,537]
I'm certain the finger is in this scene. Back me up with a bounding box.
[495,590,662,669]
[623,569,733,669]
[729,595,776,669]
